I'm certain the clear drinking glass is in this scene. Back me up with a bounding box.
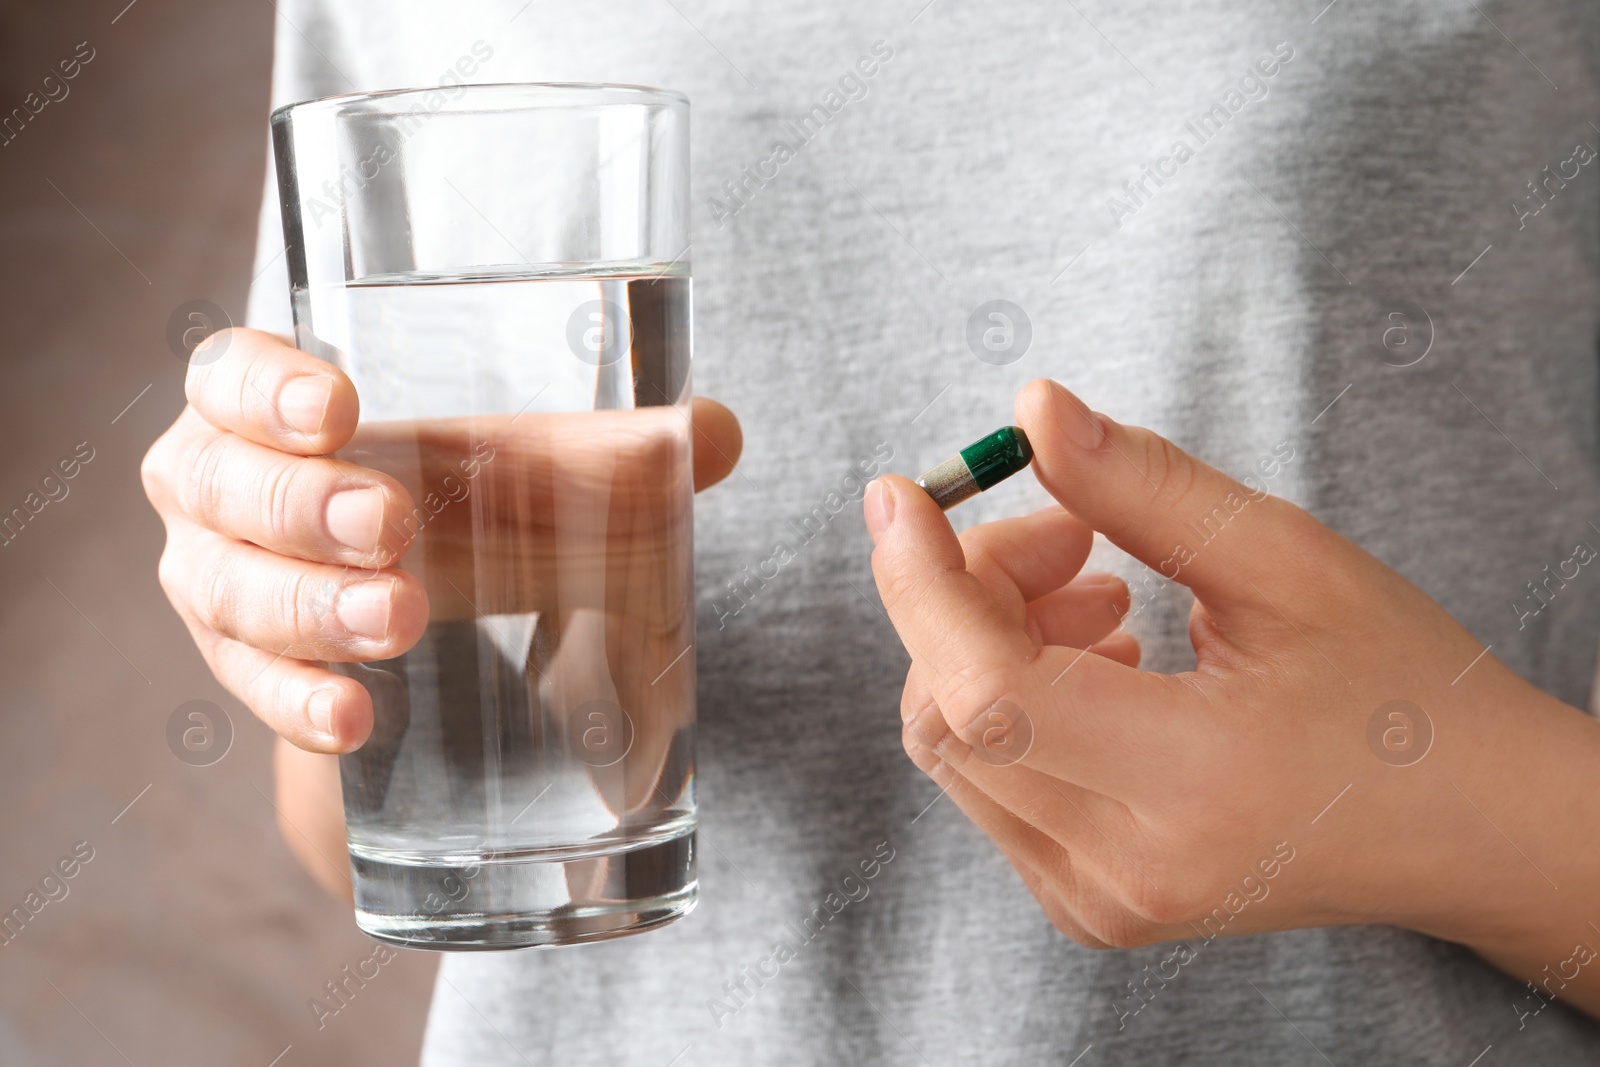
[270,83,695,949]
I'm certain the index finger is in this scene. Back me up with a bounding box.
[186,327,359,456]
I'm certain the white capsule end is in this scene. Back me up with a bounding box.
[916,455,979,510]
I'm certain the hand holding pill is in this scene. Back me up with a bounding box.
[865,378,1600,995]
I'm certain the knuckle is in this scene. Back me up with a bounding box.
[938,659,1017,734]
[193,543,240,633]
[1266,498,1337,569]
[185,620,227,667]
[140,433,174,505]
[1038,897,1090,943]
[1123,879,1195,928]
[900,717,943,775]
[1032,850,1153,949]
[1242,498,1351,616]
[1132,428,1198,511]
[256,658,300,718]
[1065,891,1150,950]
[185,330,242,406]
[275,567,328,645]
[183,349,213,406]
[209,639,267,711]
[1030,855,1120,948]
[899,671,936,724]
[899,721,923,761]
[1085,910,1154,950]
[261,456,309,546]
[239,349,282,422]
[178,433,232,529]
[155,545,184,604]
[1049,916,1113,951]
[1020,880,1111,950]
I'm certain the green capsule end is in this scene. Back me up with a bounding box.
[958,426,1034,491]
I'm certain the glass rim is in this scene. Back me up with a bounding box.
[270,81,688,126]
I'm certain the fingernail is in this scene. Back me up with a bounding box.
[864,479,896,542]
[325,487,385,554]
[1049,381,1106,451]
[307,688,339,736]
[278,376,333,436]
[335,580,393,641]
[1077,572,1115,586]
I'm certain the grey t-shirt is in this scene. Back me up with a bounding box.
[248,2,1600,1063]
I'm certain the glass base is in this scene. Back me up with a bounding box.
[349,829,696,950]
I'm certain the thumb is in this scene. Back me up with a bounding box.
[690,396,742,492]
[1014,379,1310,610]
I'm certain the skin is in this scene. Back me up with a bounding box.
[146,336,1600,1022]
[866,378,1600,1022]
[142,328,743,900]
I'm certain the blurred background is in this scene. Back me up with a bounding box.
[0,2,438,1063]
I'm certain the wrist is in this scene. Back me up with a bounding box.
[1390,665,1600,957]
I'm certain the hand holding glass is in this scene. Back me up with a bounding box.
[272,83,697,949]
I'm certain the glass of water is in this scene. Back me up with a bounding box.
[271,84,695,949]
